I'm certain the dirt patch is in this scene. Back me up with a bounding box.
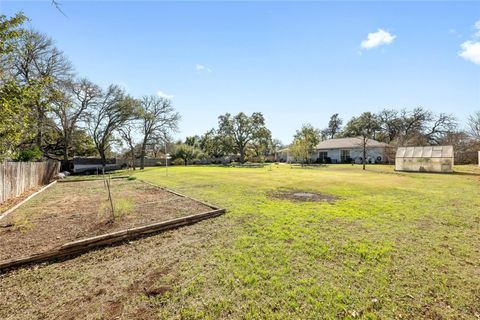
[0,186,43,214]
[0,179,213,261]
[268,190,339,203]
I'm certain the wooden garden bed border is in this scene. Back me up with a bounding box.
[0,180,57,221]
[0,179,225,272]
[57,175,131,183]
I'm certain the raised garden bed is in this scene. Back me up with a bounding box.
[0,178,224,270]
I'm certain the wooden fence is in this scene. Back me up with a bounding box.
[0,160,60,204]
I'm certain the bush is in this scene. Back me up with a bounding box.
[14,146,42,162]
[155,161,164,166]
[172,158,185,166]
[127,176,136,181]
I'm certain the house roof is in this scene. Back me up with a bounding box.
[395,146,453,158]
[316,137,389,150]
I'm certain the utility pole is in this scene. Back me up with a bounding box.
[165,141,168,176]
[164,132,169,177]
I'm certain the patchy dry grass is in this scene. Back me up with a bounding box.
[1,164,479,319]
[0,179,211,261]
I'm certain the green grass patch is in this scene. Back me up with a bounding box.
[1,164,479,319]
[131,164,480,319]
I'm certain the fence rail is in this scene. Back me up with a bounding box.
[0,160,60,204]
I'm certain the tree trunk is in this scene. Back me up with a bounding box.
[130,149,136,170]
[100,150,106,168]
[362,137,367,170]
[36,106,44,151]
[239,146,245,164]
[63,143,69,172]
[184,158,187,166]
[140,142,146,170]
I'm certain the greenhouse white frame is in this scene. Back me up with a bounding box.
[395,146,454,173]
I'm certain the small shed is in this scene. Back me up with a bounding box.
[395,146,454,173]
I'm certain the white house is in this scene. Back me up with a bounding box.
[315,137,389,164]
[275,148,293,162]
[276,137,389,164]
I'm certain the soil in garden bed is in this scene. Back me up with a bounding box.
[0,179,212,261]
[0,186,43,215]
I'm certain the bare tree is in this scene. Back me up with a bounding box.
[86,85,138,167]
[424,113,457,145]
[146,134,165,159]
[118,124,138,170]
[138,95,180,170]
[468,111,480,140]
[51,78,100,169]
[376,108,456,146]
[377,109,401,143]
[397,107,431,145]
[51,0,67,17]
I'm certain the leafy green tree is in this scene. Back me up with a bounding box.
[185,135,201,148]
[69,129,97,157]
[0,13,32,158]
[0,80,38,158]
[0,12,28,76]
[290,124,321,165]
[343,112,380,170]
[199,129,232,159]
[250,127,273,162]
[322,113,343,139]
[14,145,42,162]
[289,140,309,165]
[40,121,97,165]
[173,144,202,166]
[10,30,74,151]
[217,112,269,164]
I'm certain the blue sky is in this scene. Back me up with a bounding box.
[1,1,479,144]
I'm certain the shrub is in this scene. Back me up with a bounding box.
[14,146,42,162]
[172,158,184,166]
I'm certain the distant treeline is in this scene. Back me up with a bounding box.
[2,12,479,168]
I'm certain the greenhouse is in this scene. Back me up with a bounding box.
[395,146,454,173]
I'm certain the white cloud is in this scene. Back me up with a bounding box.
[458,20,480,65]
[360,29,396,50]
[156,90,174,99]
[459,41,480,65]
[475,20,480,37]
[196,64,212,73]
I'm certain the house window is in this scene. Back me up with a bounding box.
[340,150,351,163]
[318,151,328,163]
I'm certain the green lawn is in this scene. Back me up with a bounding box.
[1,164,479,319]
